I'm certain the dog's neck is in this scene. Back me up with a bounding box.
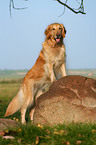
[42,40,65,56]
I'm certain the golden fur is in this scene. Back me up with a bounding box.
[4,23,67,123]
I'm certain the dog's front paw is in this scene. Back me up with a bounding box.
[51,76,56,83]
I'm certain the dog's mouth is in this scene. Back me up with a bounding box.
[54,34,62,43]
[56,38,60,42]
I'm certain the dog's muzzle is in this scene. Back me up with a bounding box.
[54,34,62,43]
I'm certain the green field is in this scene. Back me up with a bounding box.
[0,70,27,80]
[0,69,96,81]
[0,69,96,144]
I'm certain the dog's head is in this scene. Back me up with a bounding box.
[45,23,66,44]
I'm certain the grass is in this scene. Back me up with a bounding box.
[0,82,21,119]
[1,121,96,144]
[0,69,96,144]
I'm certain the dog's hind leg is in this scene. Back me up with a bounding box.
[21,107,27,124]
[29,107,35,122]
[21,96,31,123]
[21,81,34,123]
[29,89,43,122]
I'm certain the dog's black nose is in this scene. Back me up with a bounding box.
[57,33,60,36]
[56,33,61,39]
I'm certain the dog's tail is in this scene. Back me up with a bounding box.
[4,88,24,117]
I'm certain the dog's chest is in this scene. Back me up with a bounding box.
[43,45,65,74]
[53,47,65,67]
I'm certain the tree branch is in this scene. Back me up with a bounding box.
[56,0,86,14]
[9,0,86,17]
[9,0,27,17]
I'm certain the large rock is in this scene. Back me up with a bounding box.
[33,75,96,125]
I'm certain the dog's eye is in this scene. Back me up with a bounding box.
[52,28,55,30]
[59,27,62,30]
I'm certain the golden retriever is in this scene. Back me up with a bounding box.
[4,23,67,123]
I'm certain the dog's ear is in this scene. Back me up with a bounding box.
[45,25,51,39]
[61,24,66,38]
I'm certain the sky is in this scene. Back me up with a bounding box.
[0,0,96,70]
